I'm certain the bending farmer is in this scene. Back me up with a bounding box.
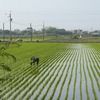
[30,56,39,65]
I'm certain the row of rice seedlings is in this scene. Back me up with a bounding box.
[89,48,100,65]
[13,51,62,99]
[25,57,63,100]
[25,63,59,100]
[34,50,68,99]
[8,43,63,77]
[42,46,75,99]
[20,50,65,99]
[87,50,100,95]
[83,60,90,100]
[1,65,37,99]
[1,44,68,99]
[85,48,97,99]
[35,61,65,99]
[92,47,100,56]
[49,68,66,100]
[0,64,33,99]
[55,49,75,100]
[1,53,56,98]
[0,60,25,87]
[28,49,69,97]
[72,52,79,100]
[15,65,52,99]
[47,52,71,100]
[91,50,100,69]
[87,49,99,75]
[92,47,100,58]
[80,44,88,100]
[43,62,64,100]
[10,68,44,100]
[2,65,29,90]
[0,45,62,99]
[88,51,100,91]
[83,47,92,100]
[64,51,78,100]
[80,48,83,100]
[40,49,74,100]
[89,49,100,77]
[56,61,70,100]
[85,51,98,100]
[2,51,52,98]
[0,43,68,97]
[77,45,83,97]
[0,58,31,91]
[8,66,41,99]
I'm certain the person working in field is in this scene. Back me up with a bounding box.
[30,56,39,65]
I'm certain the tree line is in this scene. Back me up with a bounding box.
[0,27,73,37]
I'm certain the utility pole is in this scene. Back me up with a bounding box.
[3,23,5,41]
[27,23,33,42]
[9,11,12,41]
[30,23,33,42]
[43,21,45,40]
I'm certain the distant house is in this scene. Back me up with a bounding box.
[91,31,100,37]
[79,35,82,38]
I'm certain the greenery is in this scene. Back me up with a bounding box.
[0,43,100,100]
[0,42,21,83]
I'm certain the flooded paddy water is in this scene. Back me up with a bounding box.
[0,43,100,100]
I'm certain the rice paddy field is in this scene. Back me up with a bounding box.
[0,43,100,100]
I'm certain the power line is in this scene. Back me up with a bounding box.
[12,20,28,26]
[12,20,43,27]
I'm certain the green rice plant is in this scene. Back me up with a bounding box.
[91,51,100,69]
[89,50,100,77]
[21,52,62,99]
[41,48,74,100]
[57,65,70,100]
[0,65,35,99]
[64,52,77,100]
[83,48,91,100]
[56,53,72,100]
[83,61,90,100]
[0,43,99,99]
[72,53,78,100]
[41,65,60,99]
[42,47,75,99]
[85,52,98,100]
[33,66,58,99]
[89,61,98,98]
[89,56,100,91]
[0,44,63,98]
[48,58,67,100]
[80,59,82,100]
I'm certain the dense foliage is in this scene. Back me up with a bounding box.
[0,27,73,37]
